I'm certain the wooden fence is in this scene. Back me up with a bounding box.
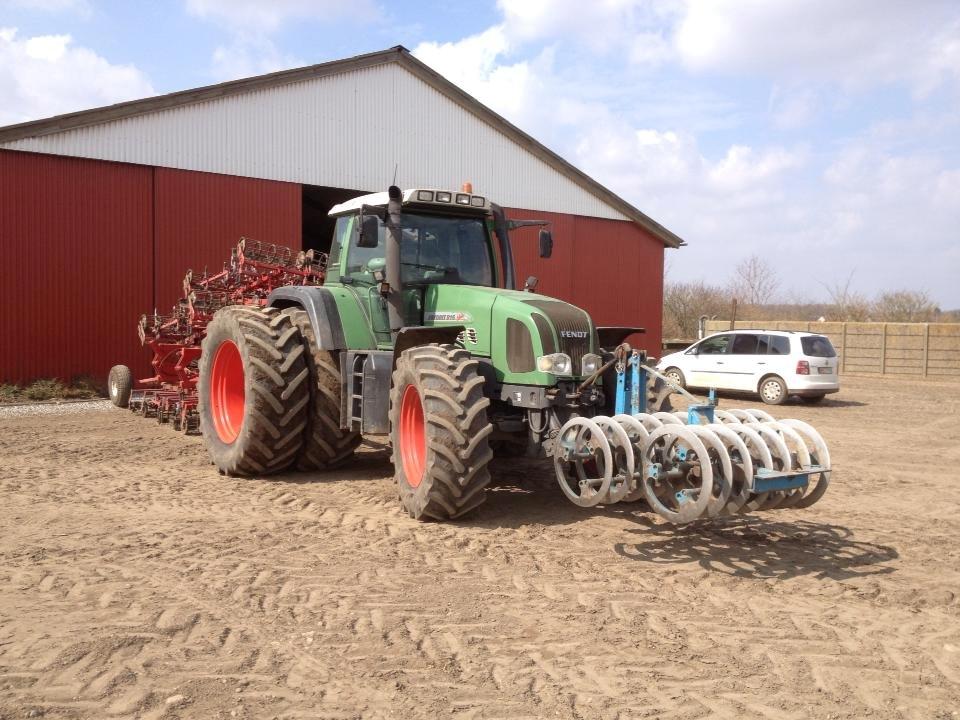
[703,320,960,379]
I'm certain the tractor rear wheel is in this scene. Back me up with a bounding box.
[390,344,493,521]
[108,365,133,408]
[282,308,361,471]
[199,306,310,476]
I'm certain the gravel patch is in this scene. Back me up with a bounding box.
[0,399,113,419]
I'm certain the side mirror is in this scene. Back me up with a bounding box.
[538,229,553,258]
[357,214,380,248]
[524,275,539,292]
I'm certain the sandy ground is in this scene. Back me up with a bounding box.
[1,375,959,720]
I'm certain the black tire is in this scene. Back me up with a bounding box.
[663,367,686,390]
[282,308,361,471]
[801,394,826,404]
[390,344,493,521]
[199,306,310,476]
[108,365,133,408]
[758,375,788,405]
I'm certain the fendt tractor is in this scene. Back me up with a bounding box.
[109,185,831,524]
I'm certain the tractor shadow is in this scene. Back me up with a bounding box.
[482,459,897,582]
[267,448,895,585]
[613,514,898,582]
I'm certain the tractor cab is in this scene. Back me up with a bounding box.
[326,189,500,293]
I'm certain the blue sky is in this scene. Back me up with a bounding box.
[2,0,959,308]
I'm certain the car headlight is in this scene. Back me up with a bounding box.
[581,353,602,375]
[536,353,572,375]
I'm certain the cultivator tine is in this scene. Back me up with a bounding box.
[122,235,324,436]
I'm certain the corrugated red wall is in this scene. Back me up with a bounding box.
[153,168,300,310]
[0,150,300,384]
[0,149,666,383]
[506,207,665,353]
[0,151,154,382]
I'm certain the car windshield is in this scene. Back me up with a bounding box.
[801,335,837,357]
[331,211,494,287]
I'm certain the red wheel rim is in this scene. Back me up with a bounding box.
[210,339,245,443]
[399,384,426,487]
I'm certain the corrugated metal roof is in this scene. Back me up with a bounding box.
[0,46,684,248]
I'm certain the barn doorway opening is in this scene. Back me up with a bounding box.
[301,184,365,258]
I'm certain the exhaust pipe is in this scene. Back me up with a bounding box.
[385,185,404,339]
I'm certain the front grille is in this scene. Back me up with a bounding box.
[525,300,595,375]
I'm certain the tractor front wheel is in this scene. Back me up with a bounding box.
[390,344,493,521]
[199,306,310,476]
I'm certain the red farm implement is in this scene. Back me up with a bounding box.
[111,238,325,432]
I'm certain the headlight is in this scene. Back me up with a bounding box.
[536,353,572,375]
[581,353,602,375]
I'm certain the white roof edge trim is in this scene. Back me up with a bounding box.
[329,188,491,216]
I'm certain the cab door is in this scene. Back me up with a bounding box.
[685,333,733,388]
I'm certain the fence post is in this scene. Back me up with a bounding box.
[922,323,929,377]
[841,323,847,375]
[880,323,888,375]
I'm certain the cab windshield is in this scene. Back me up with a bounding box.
[330,212,494,287]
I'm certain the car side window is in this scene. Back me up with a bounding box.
[768,335,789,354]
[698,334,732,355]
[731,334,758,354]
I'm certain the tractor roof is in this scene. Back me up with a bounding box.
[329,188,491,217]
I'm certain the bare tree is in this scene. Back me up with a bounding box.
[872,290,939,322]
[662,281,733,338]
[731,255,779,306]
[820,271,872,321]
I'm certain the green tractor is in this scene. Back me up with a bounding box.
[200,185,667,520]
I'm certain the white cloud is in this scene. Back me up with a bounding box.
[210,39,304,81]
[23,32,68,60]
[0,27,154,125]
[185,0,377,33]
[674,0,960,94]
[413,26,544,123]
[768,85,818,129]
[0,0,89,12]
[496,0,682,62]
[186,0,380,81]
[708,145,805,191]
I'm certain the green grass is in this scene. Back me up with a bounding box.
[0,376,105,403]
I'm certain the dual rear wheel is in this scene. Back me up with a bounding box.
[199,309,493,520]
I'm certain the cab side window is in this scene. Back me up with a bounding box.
[698,334,732,354]
[731,334,758,354]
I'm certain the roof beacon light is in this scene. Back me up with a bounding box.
[462,181,473,193]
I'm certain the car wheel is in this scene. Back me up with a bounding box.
[664,367,686,390]
[758,375,787,405]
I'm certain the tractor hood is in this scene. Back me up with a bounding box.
[421,284,598,384]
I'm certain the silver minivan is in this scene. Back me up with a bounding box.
[656,330,840,405]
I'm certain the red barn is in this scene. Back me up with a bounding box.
[0,46,683,383]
